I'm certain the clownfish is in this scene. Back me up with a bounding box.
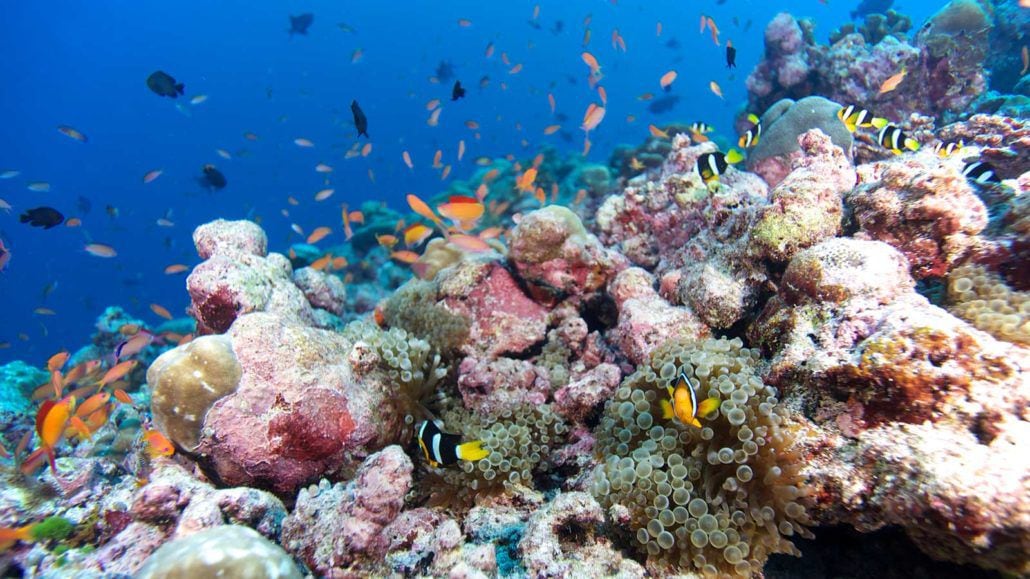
[837,105,888,133]
[962,160,1002,185]
[738,113,762,148]
[416,420,489,468]
[696,149,744,186]
[660,372,720,428]
[933,140,965,158]
[877,124,920,155]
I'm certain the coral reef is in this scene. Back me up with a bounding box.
[749,237,1029,574]
[845,149,989,278]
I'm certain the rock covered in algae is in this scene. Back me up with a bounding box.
[135,524,302,579]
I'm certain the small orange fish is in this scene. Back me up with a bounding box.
[402,150,415,169]
[656,21,663,36]
[351,48,363,63]
[0,524,36,550]
[47,351,69,373]
[659,70,677,91]
[427,107,442,127]
[142,169,163,183]
[310,254,332,271]
[709,81,723,98]
[707,17,720,45]
[437,196,485,229]
[433,150,443,168]
[342,207,354,240]
[458,140,466,161]
[649,124,670,139]
[287,196,300,206]
[426,98,441,111]
[457,18,472,27]
[361,142,372,157]
[509,63,523,75]
[65,217,82,227]
[581,104,606,132]
[113,388,134,405]
[407,194,444,227]
[878,67,907,94]
[581,52,601,76]
[543,124,561,135]
[475,183,489,201]
[516,167,539,193]
[391,250,420,264]
[376,234,399,249]
[449,234,493,253]
[76,392,110,418]
[294,138,315,148]
[597,86,608,105]
[149,303,173,320]
[307,226,332,244]
[1023,45,1029,75]
[100,360,137,387]
[548,93,556,114]
[164,264,189,275]
[465,120,480,130]
[485,42,495,58]
[144,429,175,458]
[315,163,333,173]
[315,188,335,202]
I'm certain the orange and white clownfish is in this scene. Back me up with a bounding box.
[416,420,490,468]
[660,372,720,428]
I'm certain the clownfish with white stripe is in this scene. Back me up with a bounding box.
[660,372,720,428]
[738,113,762,148]
[962,160,1002,185]
[416,420,490,468]
[877,124,920,155]
[837,105,888,133]
[933,140,965,158]
[696,149,745,187]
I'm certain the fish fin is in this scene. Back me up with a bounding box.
[725,149,745,164]
[844,122,857,133]
[660,399,674,420]
[688,417,702,428]
[747,113,760,125]
[738,135,747,148]
[698,397,721,419]
[457,440,489,462]
[751,134,760,147]
[905,139,920,152]
[870,117,889,129]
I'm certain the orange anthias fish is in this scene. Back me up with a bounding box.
[878,67,907,94]
[516,167,539,193]
[404,223,433,247]
[659,70,677,91]
[306,226,332,244]
[581,104,606,132]
[437,196,484,230]
[25,396,75,473]
[0,524,36,551]
[144,429,175,458]
[710,81,724,98]
[407,193,445,229]
[581,52,601,76]
[100,360,137,387]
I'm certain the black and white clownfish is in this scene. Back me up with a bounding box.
[933,140,964,158]
[738,113,762,148]
[877,124,920,155]
[962,160,1002,185]
[696,149,745,186]
[837,105,888,133]
[416,420,489,468]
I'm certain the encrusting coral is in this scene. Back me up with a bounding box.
[591,337,812,577]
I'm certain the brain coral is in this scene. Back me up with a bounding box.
[147,334,242,451]
[591,337,812,577]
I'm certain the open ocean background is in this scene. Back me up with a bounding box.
[0,0,938,365]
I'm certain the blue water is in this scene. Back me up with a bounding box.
[0,0,938,364]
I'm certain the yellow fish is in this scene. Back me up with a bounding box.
[660,372,719,428]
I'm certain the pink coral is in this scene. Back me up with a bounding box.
[456,356,550,416]
[608,268,709,365]
[441,262,549,358]
[192,312,409,496]
[187,220,314,333]
[508,205,625,305]
[281,446,414,575]
[293,266,347,315]
[846,150,988,278]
